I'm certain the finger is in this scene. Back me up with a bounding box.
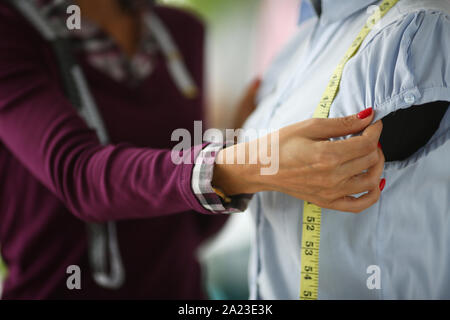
[306,107,374,139]
[321,120,383,163]
[336,148,385,197]
[327,188,381,213]
[361,119,383,142]
[337,146,381,179]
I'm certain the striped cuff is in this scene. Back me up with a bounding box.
[191,143,253,214]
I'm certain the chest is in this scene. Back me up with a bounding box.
[45,48,203,149]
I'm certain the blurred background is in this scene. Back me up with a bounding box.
[158,0,299,130]
[0,0,300,299]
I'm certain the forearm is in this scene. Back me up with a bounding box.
[0,79,206,222]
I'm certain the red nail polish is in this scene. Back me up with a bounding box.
[378,142,382,149]
[379,179,386,191]
[357,108,373,119]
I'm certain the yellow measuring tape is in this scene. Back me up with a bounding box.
[299,0,398,300]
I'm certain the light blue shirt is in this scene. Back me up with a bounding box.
[245,0,450,299]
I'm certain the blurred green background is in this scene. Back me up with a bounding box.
[160,0,256,20]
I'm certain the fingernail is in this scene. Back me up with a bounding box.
[379,179,386,192]
[357,107,373,119]
[378,142,382,149]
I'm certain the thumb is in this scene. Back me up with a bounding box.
[233,78,262,129]
[307,108,374,139]
[243,78,262,107]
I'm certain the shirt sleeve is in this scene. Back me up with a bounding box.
[192,143,253,214]
[330,9,450,157]
[0,4,219,222]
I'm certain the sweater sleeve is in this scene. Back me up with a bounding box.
[0,4,213,223]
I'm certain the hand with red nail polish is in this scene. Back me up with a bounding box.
[357,107,373,119]
[215,107,386,214]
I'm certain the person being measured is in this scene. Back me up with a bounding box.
[220,0,450,299]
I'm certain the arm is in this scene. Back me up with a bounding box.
[213,112,386,214]
[0,8,209,223]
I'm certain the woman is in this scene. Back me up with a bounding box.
[0,0,384,299]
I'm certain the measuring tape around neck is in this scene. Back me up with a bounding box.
[299,0,399,300]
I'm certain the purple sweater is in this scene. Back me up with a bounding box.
[0,4,226,299]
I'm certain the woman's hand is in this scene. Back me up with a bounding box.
[212,108,385,213]
[232,78,261,130]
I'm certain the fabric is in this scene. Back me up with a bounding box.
[247,0,450,299]
[0,3,227,299]
[33,0,238,218]
[192,143,253,214]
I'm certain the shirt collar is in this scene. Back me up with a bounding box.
[298,0,380,25]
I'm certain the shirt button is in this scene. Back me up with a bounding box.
[404,94,416,104]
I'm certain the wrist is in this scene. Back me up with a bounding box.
[212,143,262,196]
